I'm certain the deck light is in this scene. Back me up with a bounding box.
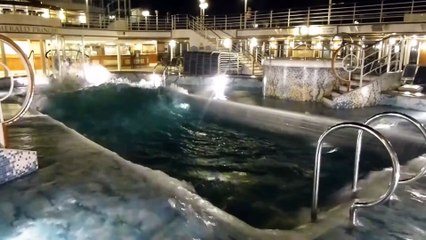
[142,10,150,30]
[300,26,309,35]
[79,14,87,24]
[411,39,418,47]
[142,10,150,17]
[169,40,177,48]
[199,2,208,10]
[223,38,232,49]
[42,9,49,18]
[169,40,177,59]
[249,37,258,48]
[59,9,66,22]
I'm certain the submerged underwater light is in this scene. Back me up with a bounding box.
[212,74,228,100]
[83,63,111,86]
[149,73,163,88]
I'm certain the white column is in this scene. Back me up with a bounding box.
[0,42,7,77]
[116,43,121,71]
[27,39,34,72]
[40,39,47,75]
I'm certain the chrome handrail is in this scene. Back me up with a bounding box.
[0,34,35,125]
[312,122,400,225]
[354,112,426,189]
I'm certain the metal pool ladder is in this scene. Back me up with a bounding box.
[355,112,426,185]
[311,122,400,225]
[312,112,426,226]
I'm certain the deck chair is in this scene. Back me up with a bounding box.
[401,64,418,84]
[398,64,423,93]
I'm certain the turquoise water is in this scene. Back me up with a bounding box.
[42,85,389,229]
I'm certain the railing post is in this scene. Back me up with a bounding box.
[270,10,273,28]
[307,7,311,26]
[327,0,331,25]
[137,16,140,30]
[379,0,384,23]
[254,11,257,28]
[252,52,255,75]
[156,10,159,30]
[360,49,365,87]
[399,39,405,71]
[213,15,216,29]
[411,0,415,14]
[351,3,356,23]
[237,54,240,74]
[287,9,291,27]
[225,15,227,30]
[240,14,243,29]
[387,41,392,73]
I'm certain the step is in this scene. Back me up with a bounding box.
[350,79,371,88]
[322,97,334,108]
[331,91,342,98]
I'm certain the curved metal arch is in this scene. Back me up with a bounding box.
[0,34,35,125]
[312,122,400,225]
[354,112,426,189]
[331,32,354,45]
[331,43,363,91]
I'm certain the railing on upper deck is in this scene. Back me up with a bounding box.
[203,0,426,30]
[1,0,426,31]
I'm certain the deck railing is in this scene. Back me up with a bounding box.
[203,0,426,30]
[1,0,426,31]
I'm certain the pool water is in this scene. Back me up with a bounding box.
[42,85,391,229]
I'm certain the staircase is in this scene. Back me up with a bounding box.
[323,36,404,108]
[187,17,263,76]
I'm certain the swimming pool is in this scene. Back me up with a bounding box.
[41,84,394,230]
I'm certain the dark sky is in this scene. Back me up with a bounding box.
[134,0,384,15]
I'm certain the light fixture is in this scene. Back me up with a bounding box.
[42,9,49,18]
[299,26,309,35]
[78,14,87,24]
[223,38,232,49]
[142,10,150,17]
[58,9,65,21]
[249,37,258,48]
[199,2,208,10]
[169,40,177,48]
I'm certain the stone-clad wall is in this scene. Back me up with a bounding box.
[263,59,402,109]
[332,72,401,109]
[263,60,337,101]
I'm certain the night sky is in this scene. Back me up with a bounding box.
[133,0,385,15]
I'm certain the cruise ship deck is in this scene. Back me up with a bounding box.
[0,0,426,239]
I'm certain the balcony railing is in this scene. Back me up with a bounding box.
[203,0,426,30]
[0,0,426,31]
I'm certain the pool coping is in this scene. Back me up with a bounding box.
[26,87,426,239]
